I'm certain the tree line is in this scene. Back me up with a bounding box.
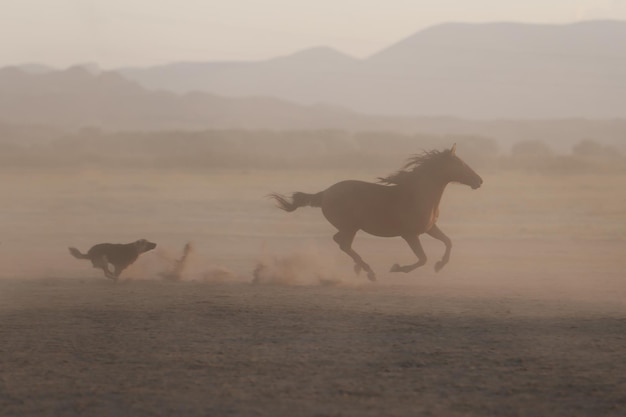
[0,128,622,173]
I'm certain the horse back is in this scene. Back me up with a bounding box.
[321,180,409,236]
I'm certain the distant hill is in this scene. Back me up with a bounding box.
[119,20,626,119]
[1,65,625,153]
[0,66,373,131]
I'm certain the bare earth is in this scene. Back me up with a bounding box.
[1,169,625,416]
[2,278,625,417]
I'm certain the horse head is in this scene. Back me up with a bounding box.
[444,144,483,189]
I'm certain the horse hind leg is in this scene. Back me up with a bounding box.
[390,235,427,273]
[333,230,376,281]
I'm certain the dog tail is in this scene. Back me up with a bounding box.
[68,247,90,260]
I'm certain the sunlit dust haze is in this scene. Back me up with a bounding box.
[1,164,624,298]
[1,0,625,67]
[2,2,626,416]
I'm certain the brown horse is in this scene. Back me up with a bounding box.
[269,144,482,281]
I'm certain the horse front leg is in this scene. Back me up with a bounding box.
[333,230,376,281]
[426,224,452,272]
[390,234,427,273]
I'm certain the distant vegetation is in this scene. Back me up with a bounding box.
[1,128,622,174]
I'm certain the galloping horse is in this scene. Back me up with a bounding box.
[269,144,483,281]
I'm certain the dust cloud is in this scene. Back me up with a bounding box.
[252,247,355,286]
[135,242,238,283]
[0,157,624,298]
[158,242,194,281]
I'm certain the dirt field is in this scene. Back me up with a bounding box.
[1,168,625,416]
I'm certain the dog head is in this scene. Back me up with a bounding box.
[134,239,157,254]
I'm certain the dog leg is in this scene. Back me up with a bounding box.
[100,255,117,280]
[112,265,123,281]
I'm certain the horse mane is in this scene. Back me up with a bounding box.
[378,149,452,185]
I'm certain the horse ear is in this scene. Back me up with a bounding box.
[450,143,457,155]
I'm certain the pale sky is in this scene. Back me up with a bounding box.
[2,0,626,68]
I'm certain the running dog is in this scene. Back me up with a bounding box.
[69,239,157,280]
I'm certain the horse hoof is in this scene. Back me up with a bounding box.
[367,271,377,282]
[390,263,401,273]
[434,261,444,272]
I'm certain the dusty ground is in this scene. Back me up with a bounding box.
[1,278,625,417]
[0,169,625,416]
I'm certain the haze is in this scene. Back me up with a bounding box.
[2,2,626,416]
[3,0,626,67]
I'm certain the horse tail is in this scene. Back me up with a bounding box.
[269,191,323,212]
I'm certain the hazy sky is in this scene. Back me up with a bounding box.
[3,0,626,68]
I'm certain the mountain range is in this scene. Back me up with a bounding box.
[1,64,625,153]
[1,20,625,152]
[0,65,367,131]
[117,20,626,119]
